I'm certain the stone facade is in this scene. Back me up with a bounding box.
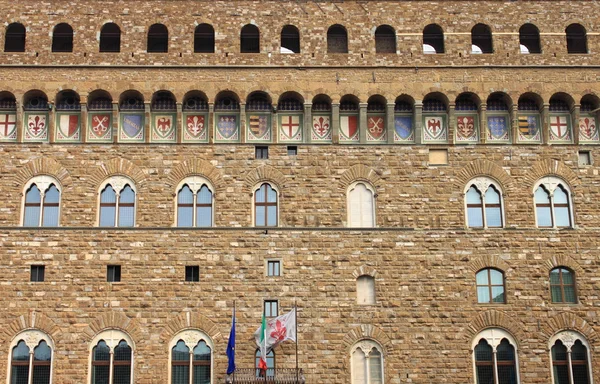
[0,1,600,384]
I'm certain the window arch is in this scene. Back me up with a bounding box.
[472,328,519,384]
[22,176,61,227]
[357,275,376,305]
[280,25,300,53]
[534,177,573,228]
[175,176,214,227]
[549,331,592,384]
[10,330,54,384]
[254,183,278,227]
[5,23,26,52]
[89,329,134,384]
[255,349,275,378]
[519,23,541,54]
[169,330,213,384]
[100,23,121,52]
[347,182,375,228]
[327,24,348,53]
[194,24,215,53]
[476,268,506,304]
[566,24,587,54]
[472,23,493,54]
[465,177,504,228]
[51,23,73,52]
[241,24,260,53]
[98,176,136,227]
[350,340,384,384]
[550,267,577,304]
[423,24,444,54]
[147,24,168,53]
[375,25,395,53]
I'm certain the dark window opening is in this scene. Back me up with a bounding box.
[327,25,348,53]
[107,265,121,282]
[375,25,395,53]
[147,24,168,53]
[255,146,268,159]
[5,23,26,52]
[185,266,200,282]
[52,23,73,53]
[30,265,45,282]
[241,24,260,53]
[423,24,444,54]
[100,23,121,53]
[287,146,297,156]
[472,24,493,54]
[280,25,300,53]
[566,24,587,54]
[519,23,541,54]
[194,24,215,53]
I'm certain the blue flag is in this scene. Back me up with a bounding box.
[226,307,236,375]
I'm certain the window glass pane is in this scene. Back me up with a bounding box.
[467,207,484,227]
[256,186,265,203]
[32,342,51,384]
[561,269,573,284]
[33,342,51,361]
[536,206,552,227]
[491,286,505,303]
[32,364,50,384]
[267,206,277,226]
[172,340,189,360]
[267,185,277,203]
[113,365,131,384]
[120,185,135,203]
[42,185,60,226]
[369,348,383,384]
[572,340,587,360]
[572,365,590,384]
[553,365,569,384]
[197,185,212,204]
[92,341,110,384]
[475,270,489,286]
[475,340,492,361]
[118,206,135,227]
[496,339,514,361]
[193,341,211,361]
[26,185,42,204]
[172,365,189,384]
[256,205,265,226]
[44,185,60,203]
[12,341,29,361]
[178,185,193,204]
[490,269,503,285]
[563,286,576,303]
[550,269,561,284]
[114,341,131,361]
[361,186,374,227]
[24,185,41,226]
[193,365,210,384]
[535,187,550,203]
[466,186,482,204]
[196,206,212,227]
[484,186,500,204]
[554,186,569,204]
[93,341,110,361]
[475,340,494,384]
[11,365,29,384]
[477,287,490,303]
[550,286,563,303]
[101,185,117,204]
[178,206,193,227]
[485,206,502,227]
[497,365,516,384]
[554,207,570,227]
[100,186,116,227]
[351,349,366,384]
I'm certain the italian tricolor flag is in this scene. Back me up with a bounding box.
[257,313,268,372]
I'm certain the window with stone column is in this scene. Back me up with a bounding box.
[9,330,54,384]
[350,340,384,384]
[169,330,213,384]
[22,175,61,227]
[472,328,519,384]
[89,329,134,384]
[550,331,592,384]
[98,176,136,227]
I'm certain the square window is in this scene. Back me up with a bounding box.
[267,260,281,276]
[287,146,298,156]
[579,151,592,166]
[185,265,200,282]
[429,148,448,165]
[107,265,121,282]
[264,300,278,317]
[255,146,268,159]
[30,265,45,282]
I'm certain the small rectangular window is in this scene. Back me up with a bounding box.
[255,146,268,159]
[264,300,278,317]
[579,151,592,166]
[107,265,121,282]
[185,265,200,282]
[287,146,298,156]
[429,148,448,165]
[267,260,281,276]
[30,265,45,282]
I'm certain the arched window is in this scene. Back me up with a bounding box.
[100,23,121,52]
[241,24,260,53]
[465,177,503,228]
[254,183,277,227]
[476,268,506,304]
[550,267,577,304]
[519,24,541,54]
[423,24,444,54]
[327,24,348,53]
[10,330,54,384]
[51,23,73,52]
[194,24,215,53]
[98,176,136,227]
[22,176,61,227]
[534,177,573,228]
[348,182,375,228]
[351,340,384,384]
[472,329,519,384]
[90,330,134,384]
[566,24,587,54]
[280,25,300,53]
[176,177,214,227]
[169,330,213,384]
[357,275,376,305]
[472,23,493,54]
[375,25,395,53]
[550,331,592,384]
[255,349,275,378]
[5,23,26,52]
[147,24,168,53]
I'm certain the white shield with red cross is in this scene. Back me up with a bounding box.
[549,115,571,142]
[0,113,17,141]
[279,114,302,142]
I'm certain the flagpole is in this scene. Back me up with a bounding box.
[295,299,298,384]
[233,300,236,384]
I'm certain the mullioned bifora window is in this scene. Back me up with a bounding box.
[465,177,503,228]
[98,176,136,227]
[176,176,214,227]
[10,330,54,384]
[91,330,134,384]
[473,328,520,384]
[534,177,573,228]
[22,176,61,227]
[550,331,592,384]
[170,330,213,384]
[351,340,384,384]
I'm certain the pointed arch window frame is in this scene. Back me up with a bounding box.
[168,329,214,384]
[88,329,134,384]
[549,331,593,384]
[471,328,520,384]
[464,177,505,229]
[252,182,279,227]
[97,176,137,227]
[174,176,215,227]
[21,175,62,227]
[9,329,55,384]
[533,177,574,229]
[350,339,384,384]
[347,181,376,228]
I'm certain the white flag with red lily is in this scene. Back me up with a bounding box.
[254,308,297,355]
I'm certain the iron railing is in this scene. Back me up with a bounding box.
[225,368,305,384]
